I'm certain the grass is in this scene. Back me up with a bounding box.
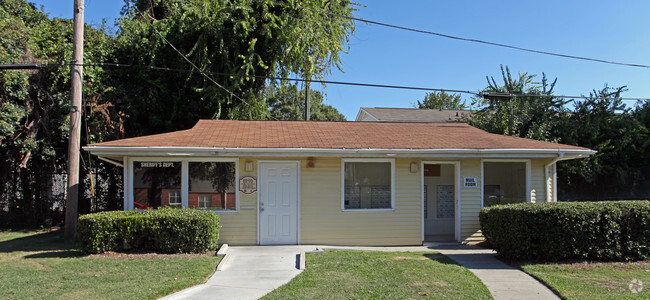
[0,229,221,300]
[521,261,650,299]
[263,250,492,299]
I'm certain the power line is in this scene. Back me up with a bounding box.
[0,63,50,70]
[132,7,277,120]
[77,61,650,102]
[271,0,650,69]
[6,60,649,102]
[79,61,479,95]
[478,92,649,102]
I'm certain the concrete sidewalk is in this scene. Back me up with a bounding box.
[431,244,560,300]
[162,243,558,300]
[161,246,305,300]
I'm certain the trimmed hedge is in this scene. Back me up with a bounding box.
[77,209,220,254]
[479,201,650,261]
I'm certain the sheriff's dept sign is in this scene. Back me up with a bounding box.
[239,176,257,194]
[139,162,176,168]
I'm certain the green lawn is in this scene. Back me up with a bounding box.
[0,229,221,299]
[522,261,650,300]
[263,250,492,299]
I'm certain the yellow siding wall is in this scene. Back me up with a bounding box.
[459,158,482,242]
[531,159,547,203]
[216,157,423,246]
[458,158,554,242]
[215,158,258,245]
[300,157,422,245]
[215,156,553,245]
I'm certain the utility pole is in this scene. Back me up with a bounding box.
[64,0,84,243]
[304,78,311,120]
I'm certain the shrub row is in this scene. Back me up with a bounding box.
[479,200,650,261]
[77,209,220,254]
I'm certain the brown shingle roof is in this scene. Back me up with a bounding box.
[89,120,589,151]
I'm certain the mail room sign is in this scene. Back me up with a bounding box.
[463,177,479,189]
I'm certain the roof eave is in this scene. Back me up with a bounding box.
[84,146,595,160]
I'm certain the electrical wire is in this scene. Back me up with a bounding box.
[80,62,478,95]
[77,61,650,102]
[9,60,649,102]
[269,0,650,69]
[132,7,277,120]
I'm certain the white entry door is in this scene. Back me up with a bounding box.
[259,162,299,245]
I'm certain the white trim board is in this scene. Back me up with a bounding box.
[86,146,595,159]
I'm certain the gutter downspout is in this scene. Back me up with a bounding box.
[545,153,564,202]
[97,156,124,167]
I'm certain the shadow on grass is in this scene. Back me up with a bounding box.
[23,250,83,258]
[422,253,463,266]
[0,229,83,258]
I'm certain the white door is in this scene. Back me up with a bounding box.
[259,162,299,245]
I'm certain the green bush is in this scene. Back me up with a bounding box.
[77,209,220,254]
[479,201,650,261]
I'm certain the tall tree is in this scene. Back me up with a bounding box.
[416,91,467,110]
[265,83,345,121]
[0,0,358,227]
[470,65,566,142]
[0,0,119,226]
[113,0,356,137]
[633,100,650,169]
[556,86,648,200]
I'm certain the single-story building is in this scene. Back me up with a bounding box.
[84,120,594,245]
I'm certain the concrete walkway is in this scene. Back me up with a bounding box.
[430,244,560,300]
[162,243,558,300]
[161,246,304,300]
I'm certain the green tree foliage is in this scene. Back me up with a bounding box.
[556,86,649,199]
[470,65,566,141]
[113,0,356,136]
[0,0,121,226]
[0,0,355,227]
[472,65,649,200]
[416,91,467,110]
[633,101,650,167]
[265,83,346,121]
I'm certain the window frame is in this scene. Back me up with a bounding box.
[341,158,395,212]
[128,157,239,213]
[188,160,239,212]
[197,195,211,209]
[480,159,532,209]
[130,159,183,210]
[168,190,182,206]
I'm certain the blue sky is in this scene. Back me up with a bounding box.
[30,0,650,120]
